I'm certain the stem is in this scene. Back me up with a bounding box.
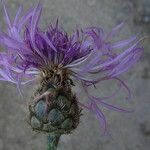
[47,134,60,150]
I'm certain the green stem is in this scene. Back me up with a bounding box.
[47,134,60,150]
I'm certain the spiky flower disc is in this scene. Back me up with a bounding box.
[0,3,144,135]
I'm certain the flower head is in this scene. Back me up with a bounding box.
[0,3,144,135]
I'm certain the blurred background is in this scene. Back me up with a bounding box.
[0,0,149,150]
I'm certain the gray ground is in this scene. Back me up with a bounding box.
[0,0,150,150]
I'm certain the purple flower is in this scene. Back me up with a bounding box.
[0,3,144,135]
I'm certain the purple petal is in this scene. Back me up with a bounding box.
[109,48,143,77]
[18,7,34,30]
[91,101,108,135]
[39,32,57,52]
[30,3,42,42]
[13,5,23,26]
[114,77,131,100]
[0,33,29,55]
[3,3,12,29]
[89,38,144,72]
[111,35,137,49]
[105,21,125,40]
[97,100,133,113]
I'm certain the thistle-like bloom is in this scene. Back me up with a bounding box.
[0,3,144,135]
